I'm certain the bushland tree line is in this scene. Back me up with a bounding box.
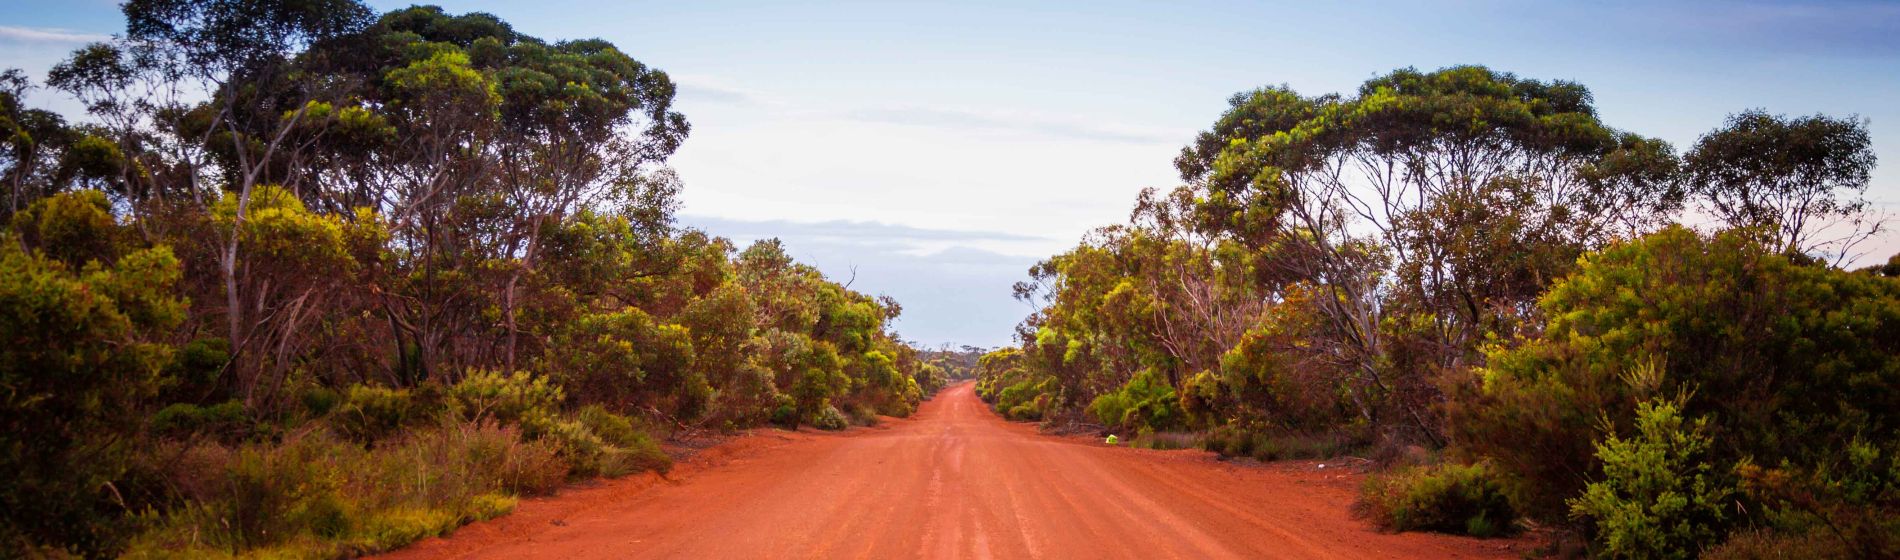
[977,66,1896,557]
[1,1,947,557]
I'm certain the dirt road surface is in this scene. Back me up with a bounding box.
[379,382,1531,559]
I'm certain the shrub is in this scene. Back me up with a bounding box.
[522,414,608,478]
[449,370,562,426]
[1732,437,1900,558]
[576,405,671,476]
[1569,398,1735,559]
[0,235,182,556]
[492,436,570,495]
[995,376,1055,421]
[1087,369,1184,432]
[1201,426,1359,462]
[769,394,799,428]
[1450,226,1900,522]
[124,423,570,558]
[151,400,251,440]
[159,337,231,404]
[357,507,459,551]
[1360,462,1517,537]
[332,384,449,442]
[810,405,849,431]
[1704,528,1854,559]
[300,386,341,417]
[546,307,697,415]
[195,433,357,551]
[845,403,881,426]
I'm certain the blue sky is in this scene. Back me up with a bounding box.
[4,0,1899,347]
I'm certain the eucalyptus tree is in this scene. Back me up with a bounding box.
[0,69,118,216]
[46,0,374,407]
[1178,66,1682,442]
[295,6,690,376]
[1685,110,1879,263]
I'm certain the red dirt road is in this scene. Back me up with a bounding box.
[380,383,1530,559]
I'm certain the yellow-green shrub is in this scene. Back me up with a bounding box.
[124,423,568,558]
[1087,369,1184,432]
[576,405,670,475]
[1569,398,1735,559]
[449,370,562,426]
[332,384,448,442]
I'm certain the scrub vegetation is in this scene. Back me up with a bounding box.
[1,2,943,557]
[978,66,1898,557]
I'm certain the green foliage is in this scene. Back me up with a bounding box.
[810,405,850,431]
[576,405,671,475]
[1684,110,1876,255]
[547,307,700,416]
[1451,226,1900,522]
[1734,437,1900,557]
[1200,428,1360,462]
[0,231,181,556]
[449,370,562,426]
[1570,399,1735,559]
[124,424,565,558]
[974,347,1060,422]
[160,338,232,405]
[151,400,251,440]
[332,385,449,442]
[1360,462,1518,538]
[10,189,124,267]
[1088,369,1185,432]
[0,3,945,557]
[210,186,350,277]
[520,414,608,477]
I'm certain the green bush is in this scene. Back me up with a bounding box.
[521,414,609,478]
[1087,369,1184,432]
[1450,226,1900,522]
[769,394,799,428]
[150,400,251,440]
[810,405,849,431]
[545,307,697,415]
[1360,462,1518,537]
[1570,398,1735,559]
[576,405,671,475]
[124,423,569,558]
[449,370,562,426]
[1732,437,1900,558]
[995,375,1055,421]
[192,433,356,551]
[1201,426,1358,462]
[301,386,341,417]
[0,230,182,556]
[332,384,449,442]
[159,337,230,404]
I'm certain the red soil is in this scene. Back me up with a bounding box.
[377,382,1535,559]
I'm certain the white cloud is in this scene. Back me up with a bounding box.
[670,74,790,108]
[0,26,110,44]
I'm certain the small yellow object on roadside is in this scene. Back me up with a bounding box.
[1105,434,1118,445]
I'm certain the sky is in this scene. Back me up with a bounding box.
[4,0,1900,347]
